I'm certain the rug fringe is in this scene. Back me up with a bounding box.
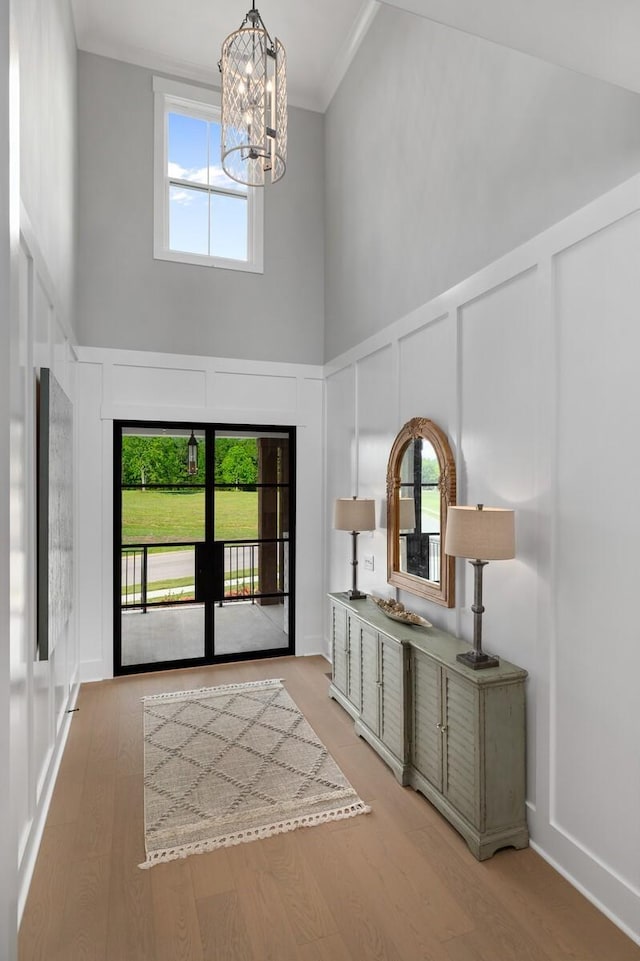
[141,677,285,703]
[138,801,372,869]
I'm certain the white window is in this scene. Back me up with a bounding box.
[153,77,264,273]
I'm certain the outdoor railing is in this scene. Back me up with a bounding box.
[121,540,286,610]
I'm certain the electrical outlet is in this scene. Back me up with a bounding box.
[363,554,374,571]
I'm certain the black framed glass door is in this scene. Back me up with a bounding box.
[113,421,295,675]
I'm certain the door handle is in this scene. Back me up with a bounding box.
[195,542,225,603]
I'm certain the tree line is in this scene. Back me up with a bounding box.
[121,435,259,487]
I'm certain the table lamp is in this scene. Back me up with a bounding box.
[334,497,376,600]
[444,504,515,669]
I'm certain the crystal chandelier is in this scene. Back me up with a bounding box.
[219,2,287,186]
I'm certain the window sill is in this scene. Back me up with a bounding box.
[153,246,264,274]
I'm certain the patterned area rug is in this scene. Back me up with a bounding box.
[139,678,371,868]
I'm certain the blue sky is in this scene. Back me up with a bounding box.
[168,113,248,261]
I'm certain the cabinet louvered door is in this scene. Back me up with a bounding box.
[411,648,443,791]
[360,625,380,735]
[331,603,348,697]
[380,636,404,761]
[346,614,362,710]
[443,670,479,826]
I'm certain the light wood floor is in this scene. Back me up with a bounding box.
[19,655,640,961]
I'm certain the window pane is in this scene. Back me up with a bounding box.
[122,490,206,545]
[168,113,208,185]
[209,122,248,193]
[170,185,209,255]
[210,193,248,260]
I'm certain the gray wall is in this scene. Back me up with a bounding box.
[77,52,325,365]
[19,0,77,335]
[324,5,640,361]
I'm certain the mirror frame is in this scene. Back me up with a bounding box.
[386,417,456,608]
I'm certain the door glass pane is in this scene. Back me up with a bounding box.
[119,428,206,668]
[213,430,291,656]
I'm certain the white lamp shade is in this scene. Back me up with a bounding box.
[399,497,416,532]
[445,505,515,560]
[334,498,376,532]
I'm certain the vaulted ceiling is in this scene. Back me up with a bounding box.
[71,0,640,114]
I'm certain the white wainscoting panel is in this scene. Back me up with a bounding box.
[398,314,454,430]
[553,210,640,894]
[212,371,298,413]
[76,348,325,674]
[112,363,207,409]
[325,365,356,599]
[458,269,541,804]
[11,213,79,925]
[324,172,640,944]
[75,362,105,675]
[356,345,396,597]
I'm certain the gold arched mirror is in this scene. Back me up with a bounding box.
[386,418,456,607]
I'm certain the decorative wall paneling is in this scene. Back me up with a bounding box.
[324,172,640,944]
[75,347,325,682]
[11,208,79,925]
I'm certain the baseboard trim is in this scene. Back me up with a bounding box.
[17,678,80,925]
[529,840,640,947]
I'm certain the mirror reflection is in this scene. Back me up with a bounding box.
[398,438,441,582]
[386,417,456,608]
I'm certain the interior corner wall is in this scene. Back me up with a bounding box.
[1,2,16,956]
[75,347,325,682]
[324,173,640,945]
[76,52,325,365]
[11,0,80,936]
[324,3,640,362]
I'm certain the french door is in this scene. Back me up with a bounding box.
[113,421,295,675]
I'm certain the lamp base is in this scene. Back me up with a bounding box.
[346,589,367,601]
[456,650,499,670]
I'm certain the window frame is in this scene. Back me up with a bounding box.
[153,77,264,274]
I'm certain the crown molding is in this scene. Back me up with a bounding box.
[320,1,380,112]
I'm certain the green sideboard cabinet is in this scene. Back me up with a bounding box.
[328,593,529,860]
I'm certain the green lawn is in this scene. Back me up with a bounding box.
[421,489,441,524]
[121,489,259,544]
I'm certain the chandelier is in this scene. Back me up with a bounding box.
[219,2,287,186]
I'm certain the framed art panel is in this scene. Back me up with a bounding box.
[37,367,73,660]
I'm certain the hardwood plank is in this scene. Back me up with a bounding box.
[196,891,256,961]
[18,823,75,961]
[19,656,640,961]
[105,774,156,961]
[51,854,111,961]
[409,825,554,961]
[73,766,116,860]
[115,700,144,777]
[258,832,337,944]
[225,835,306,960]
[45,772,85,827]
[189,847,235,901]
[150,861,204,961]
[336,802,474,944]
[297,932,357,961]
[295,822,409,961]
